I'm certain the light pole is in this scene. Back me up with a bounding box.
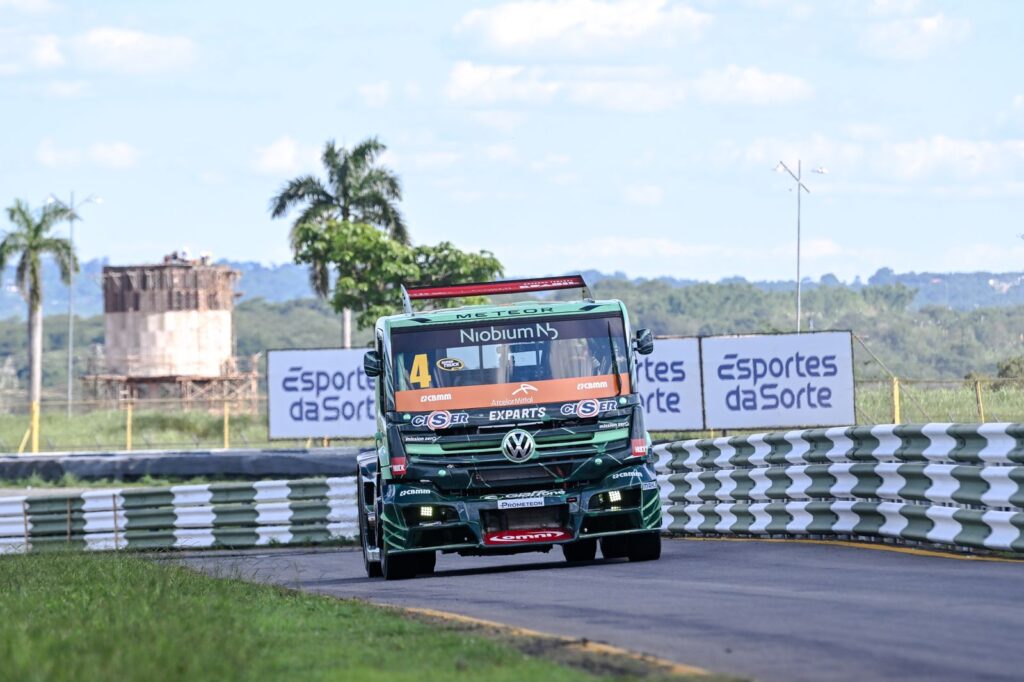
[47,192,100,416]
[774,161,826,333]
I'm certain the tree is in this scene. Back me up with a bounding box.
[269,137,408,297]
[293,221,504,329]
[0,199,77,452]
[997,356,1024,379]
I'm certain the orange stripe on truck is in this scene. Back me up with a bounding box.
[395,373,631,412]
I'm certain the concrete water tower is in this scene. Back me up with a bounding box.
[102,255,238,377]
[85,253,258,407]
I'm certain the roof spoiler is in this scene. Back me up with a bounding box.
[401,275,594,315]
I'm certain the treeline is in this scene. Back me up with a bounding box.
[1,279,1023,394]
[7,259,1024,320]
[0,299,369,395]
[583,279,1024,379]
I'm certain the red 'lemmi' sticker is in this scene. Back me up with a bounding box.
[483,529,571,545]
[630,438,648,457]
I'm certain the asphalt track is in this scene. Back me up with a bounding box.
[182,539,1024,682]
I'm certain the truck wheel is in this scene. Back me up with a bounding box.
[627,532,662,562]
[562,538,597,563]
[600,535,629,560]
[415,551,437,575]
[381,546,418,580]
[357,471,382,578]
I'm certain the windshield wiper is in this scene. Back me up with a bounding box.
[607,321,622,396]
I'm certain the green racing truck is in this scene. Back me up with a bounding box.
[357,275,661,580]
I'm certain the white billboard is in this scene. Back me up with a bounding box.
[636,338,705,431]
[700,331,854,430]
[267,349,377,439]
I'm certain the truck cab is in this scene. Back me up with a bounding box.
[358,276,660,579]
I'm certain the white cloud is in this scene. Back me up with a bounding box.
[30,34,62,67]
[730,133,866,169]
[35,138,140,168]
[72,28,196,73]
[878,136,1023,180]
[446,61,560,104]
[692,65,811,104]
[563,66,686,112]
[623,184,664,206]
[0,31,62,73]
[44,79,89,97]
[36,138,80,167]
[455,0,712,52]
[1013,94,1024,111]
[447,61,807,110]
[89,141,140,168]
[482,144,518,161]
[728,132,1024,194]
[863,13,970,59]
[357,81,391,107]
[253,136,320,175]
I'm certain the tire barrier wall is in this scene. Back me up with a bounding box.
[0,477,357,555]
[654,423,1024,552]
[0,448,360,483]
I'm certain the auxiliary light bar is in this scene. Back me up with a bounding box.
[401,275,593,314]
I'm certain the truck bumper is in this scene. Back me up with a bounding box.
[379,464,662,554]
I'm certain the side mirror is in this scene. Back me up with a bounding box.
[634,329,654,356]
[363,350,383,378]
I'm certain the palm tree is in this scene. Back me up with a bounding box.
[270,136,408,298]
[270,136,407,348]
[0,199,77,453]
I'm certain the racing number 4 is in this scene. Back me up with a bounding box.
[410,353,432,389]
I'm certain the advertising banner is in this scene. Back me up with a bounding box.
[700,331,855,430]
[636,337,705,431]
[267,349,376,439]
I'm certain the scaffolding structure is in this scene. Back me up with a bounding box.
[83,254,260,412]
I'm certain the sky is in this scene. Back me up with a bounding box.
[1,0,1022,283]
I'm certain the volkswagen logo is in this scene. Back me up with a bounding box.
[501,429,535,463]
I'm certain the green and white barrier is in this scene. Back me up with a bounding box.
[11,424,1018,556]
[654,423,1024,552]
[0,477,356,554]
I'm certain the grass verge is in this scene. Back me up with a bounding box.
[0,552,714,682]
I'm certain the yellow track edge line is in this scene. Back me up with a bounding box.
[677,536,1024,563]
[400,604,709,677]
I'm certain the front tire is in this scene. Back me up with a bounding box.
[627,532,661,562]
[562,538,597,563]
[415,551,437,575]
[381,545,418,580]
[357,470,382,578]
[600,535,629,560]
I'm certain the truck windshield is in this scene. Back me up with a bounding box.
[391,314,630,412]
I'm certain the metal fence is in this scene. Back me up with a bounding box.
[0,397,365,455]
[1,378,1023,455]
[655,423,1024,553]
[857,377,1024,425]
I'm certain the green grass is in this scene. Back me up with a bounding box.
[0,408,371,453]
[2,381,1022,455]
[0,552,688,682]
